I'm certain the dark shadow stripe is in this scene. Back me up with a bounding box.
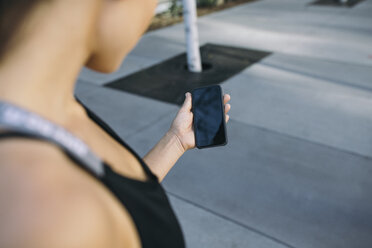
[309,0,365,7]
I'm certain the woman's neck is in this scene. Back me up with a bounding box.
[0,1,98,128]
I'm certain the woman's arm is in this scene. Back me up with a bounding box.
[144,92,231,182]
[143,130,185,182]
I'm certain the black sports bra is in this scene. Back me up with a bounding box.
[0,98,185,248]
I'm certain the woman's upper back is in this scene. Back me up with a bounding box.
[0,100,185,248]
[0,137,140,248]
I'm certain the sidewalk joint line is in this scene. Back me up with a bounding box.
[166,191,298,248]
[229,118,372,161]
[259,61,372,94]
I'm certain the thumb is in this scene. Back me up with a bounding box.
[181,92,192,112]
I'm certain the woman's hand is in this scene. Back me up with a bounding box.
[168,92,231,153]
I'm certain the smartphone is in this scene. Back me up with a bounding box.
[191,85,228,149]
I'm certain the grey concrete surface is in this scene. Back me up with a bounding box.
[76,0,372,247]
[75,81,178,138]
[260,53,372,91]
[124,115,372,248]
[223,59,372,157]
[146,0,372,66]
[168,195,289,248]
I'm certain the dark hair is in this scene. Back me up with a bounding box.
[0,0,41,59]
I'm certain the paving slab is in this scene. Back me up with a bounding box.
[197,13,371,66]
[259,53,372,92]
[125,115,372,248]
[210,3,371,40]
[124,111,176,157]
[145,0,372,66]
[348,0,372,15]
[223,61,372,157]
[74,80,178,138]
[320,13,372,36]
[168,194,289,248]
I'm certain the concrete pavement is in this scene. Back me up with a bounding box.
[76,0,372,247]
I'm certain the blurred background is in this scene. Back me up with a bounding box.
[76,0,372,247]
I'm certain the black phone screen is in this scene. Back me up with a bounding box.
[192,85,227,149]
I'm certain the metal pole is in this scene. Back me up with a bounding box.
[182,0,202,72]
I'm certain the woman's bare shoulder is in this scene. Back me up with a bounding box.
[0,138,140,248]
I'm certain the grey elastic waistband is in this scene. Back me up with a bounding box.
[0,101,104,177]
